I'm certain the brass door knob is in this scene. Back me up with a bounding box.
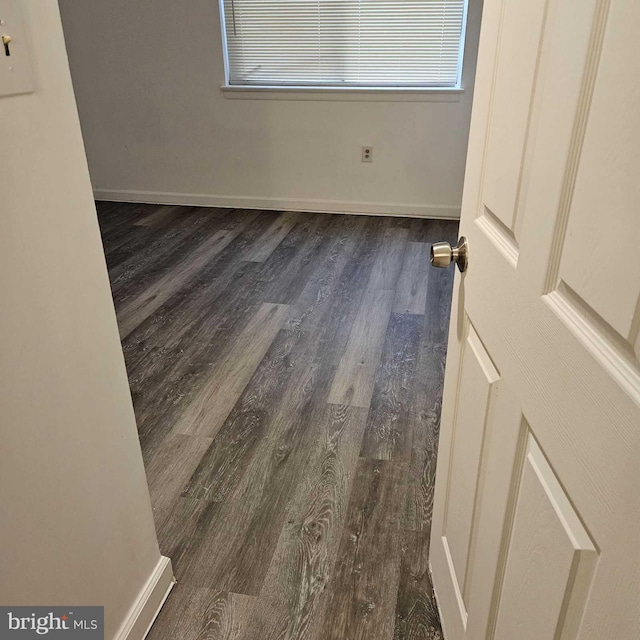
[430,236,469,272]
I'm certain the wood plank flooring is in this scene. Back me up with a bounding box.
[96,202,457,640]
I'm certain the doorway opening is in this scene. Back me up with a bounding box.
[97,202,458,638]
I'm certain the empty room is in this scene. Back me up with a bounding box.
[2,1,639,639]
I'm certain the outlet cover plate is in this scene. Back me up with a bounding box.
[0,0,35,97]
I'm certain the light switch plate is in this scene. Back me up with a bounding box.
[0,0,34,97]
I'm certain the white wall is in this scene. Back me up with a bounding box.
[0,3,170,638]
[58,0,483,218]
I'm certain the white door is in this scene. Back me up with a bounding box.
[429,0,640,638]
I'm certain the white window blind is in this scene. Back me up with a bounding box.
[221,0,467,88]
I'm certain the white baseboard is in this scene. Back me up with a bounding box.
[429,560,448,639]
[114,556,175,640]
[92,188,460,219]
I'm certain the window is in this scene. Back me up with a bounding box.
[220,0,468,89]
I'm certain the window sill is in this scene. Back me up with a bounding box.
[220,85,464,102]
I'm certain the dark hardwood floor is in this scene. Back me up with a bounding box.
[96,202,458,640]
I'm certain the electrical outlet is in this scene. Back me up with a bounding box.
[361,146,373,163]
